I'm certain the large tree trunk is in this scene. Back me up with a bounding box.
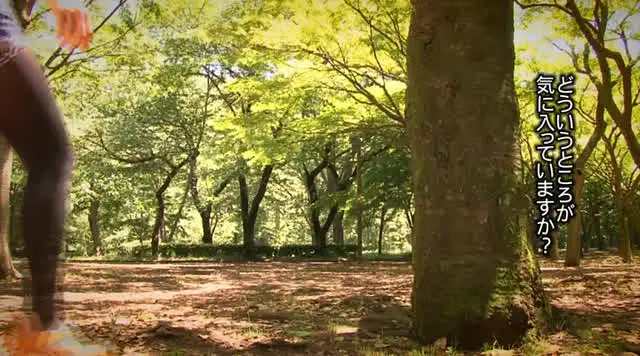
[406,0,548,349]
[88,197,101,256]
[0,137,20,280]
[238,165,274,258]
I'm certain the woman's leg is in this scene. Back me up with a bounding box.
[0,42,73,331]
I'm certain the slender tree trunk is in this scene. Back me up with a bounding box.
[188,154,230,244]
[603,133,633,263]
[309,205,338,251]
[238,165,274,258]
[211,211,220,239]
[630,209,640,249]
[333,211,345,245]
[88,197,101,256]
[199,204,213,244]
[377,206,387,255]
[526,209,537,249]
[406,0,548,348]
[239,175,253,251]
[274,206,282,243]
[0,137,20,279]
[566,93,605,266]
[167,177,191,243]
[326,165,344,245]
[151,157,190,259]
[304,171,338,251]
[616,198,632,262]
[550,228,560,260]
[404,206,415,246]
[9,181,21,251]
[326,151,356,246]
[565,172,583,264]
[303,153,337,251]
[593,206,604,249]
[353,137,363,259]
[189,155,212,244]
[355,209,363,259]
[582,215,591,252]
[544,210,560,259]
[626,213,636,250]
[151,196,165,258]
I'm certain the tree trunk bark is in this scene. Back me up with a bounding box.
[377,206,387,255]
[406,0,548,348]
[0,136,20,280]
[88,197,101,256]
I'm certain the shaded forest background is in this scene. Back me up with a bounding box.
[0,0,638,267]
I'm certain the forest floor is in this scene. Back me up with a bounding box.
[0,251,639,355]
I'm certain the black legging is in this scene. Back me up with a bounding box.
[0,44,73,331]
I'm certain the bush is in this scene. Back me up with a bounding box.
[130,243,358,259]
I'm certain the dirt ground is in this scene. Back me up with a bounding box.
[0,252,639,355]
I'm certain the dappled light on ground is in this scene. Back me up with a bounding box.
[539,252,640,354]
[0,254,638,355]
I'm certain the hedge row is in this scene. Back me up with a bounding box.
[131,243,358,259]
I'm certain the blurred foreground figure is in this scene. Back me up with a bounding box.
[0,0,107,354]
